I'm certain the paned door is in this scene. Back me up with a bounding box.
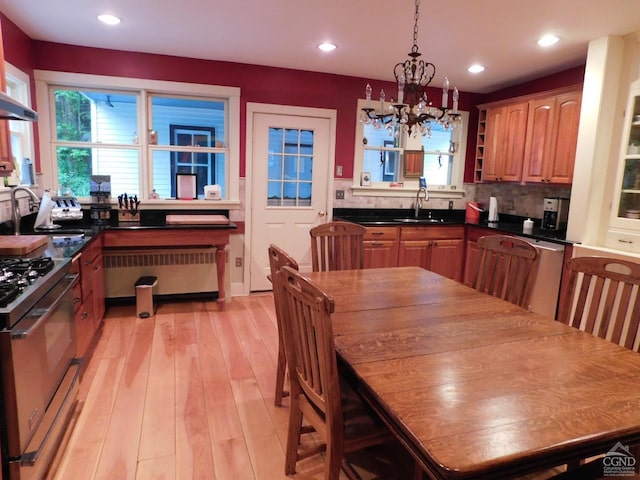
[249,106,334,291]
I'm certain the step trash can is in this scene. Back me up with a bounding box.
[135,276,158,318]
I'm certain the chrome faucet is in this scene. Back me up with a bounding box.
[11,186,40,235]
[414,181,429,218]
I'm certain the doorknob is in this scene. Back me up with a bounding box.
[318,211,326,217]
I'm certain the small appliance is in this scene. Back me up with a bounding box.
[542,197,569,230]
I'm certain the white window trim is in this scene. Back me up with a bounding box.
[352,98,468,199]
[34,70,241,208]
[5,63,35,169]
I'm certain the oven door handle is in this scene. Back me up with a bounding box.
[11,274,79,340]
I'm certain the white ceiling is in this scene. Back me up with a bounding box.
[1,0,640,94]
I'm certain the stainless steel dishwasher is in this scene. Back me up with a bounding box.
[514,236,566,319]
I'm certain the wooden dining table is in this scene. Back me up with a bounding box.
[304,266,640,479]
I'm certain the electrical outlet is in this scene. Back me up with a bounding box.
[449,201,454,210]
[235,257,242,267]
[336,165,343,176]
[335,190,345,200]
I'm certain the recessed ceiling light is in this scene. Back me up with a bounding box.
[538,34,559,47]
[318,42,337,52]
[97,14,121,25]
[468,64,485,74]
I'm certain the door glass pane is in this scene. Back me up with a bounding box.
[266,127,314,206]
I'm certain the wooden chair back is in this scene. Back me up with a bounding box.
[310,221,366,272]
[277,265,344,476]
[267,244,299,406]
[472,235,539,308]
[558,256,640,351]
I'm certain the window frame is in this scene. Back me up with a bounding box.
[5,63,35,175]
[352,98,468,198]
[34,70,240,206]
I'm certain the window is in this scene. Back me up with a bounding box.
[267,127,313,206]
[5,63,35,181]
[353,98,468,197]
[35,71,240,203]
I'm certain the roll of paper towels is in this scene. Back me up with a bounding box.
[488,196,499,222]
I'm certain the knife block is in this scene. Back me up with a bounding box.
[118,211,140,222]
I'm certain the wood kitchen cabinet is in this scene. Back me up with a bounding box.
[477,86,581,185]
[363,226,399,268]
[482,102,528,182]
[398,226,464,281]
[75,237,105,361]
[463,226,499,286]
[522,90,582,184]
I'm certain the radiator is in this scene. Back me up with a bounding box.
[103,248,220,298]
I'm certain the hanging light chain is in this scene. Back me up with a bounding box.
[412,0,420,54]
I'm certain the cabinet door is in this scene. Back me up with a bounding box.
[92,254,105,324]
[501,102,528,182]
[398,240,431,268]
[364,241,398,268]
[523,97,555,183]
[463,240,481,286]
[482,107,505,181]
[430,239,464,282]
[547,91,581,184]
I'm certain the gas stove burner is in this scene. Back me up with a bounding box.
[0,257,55,308]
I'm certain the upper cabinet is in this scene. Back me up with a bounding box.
[477,86,582,185]
[606,79,640,253]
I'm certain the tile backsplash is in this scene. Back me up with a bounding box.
[332,179,571,220]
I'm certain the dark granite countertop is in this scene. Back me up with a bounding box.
[333,208,570,245]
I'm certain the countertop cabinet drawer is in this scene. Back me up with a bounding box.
[400,225,464,240]
[364,226,399,241]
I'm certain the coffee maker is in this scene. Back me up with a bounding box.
[542,197,569,230]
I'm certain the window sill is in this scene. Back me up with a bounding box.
[350,185,466,199]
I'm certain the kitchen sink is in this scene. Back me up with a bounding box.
[393,218,444,224]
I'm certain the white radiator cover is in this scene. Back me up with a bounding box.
[104,248,222,298]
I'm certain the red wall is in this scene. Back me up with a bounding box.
[2,13,583,181]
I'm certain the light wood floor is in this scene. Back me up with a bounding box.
[48,294,563,480]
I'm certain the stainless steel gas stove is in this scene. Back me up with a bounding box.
[0,254,80,480]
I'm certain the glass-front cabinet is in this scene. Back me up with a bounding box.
[607,79,640,253]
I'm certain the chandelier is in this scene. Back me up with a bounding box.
[360,0,460,136]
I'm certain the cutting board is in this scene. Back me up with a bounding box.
[0,235,49,255]
[165,214,230,225]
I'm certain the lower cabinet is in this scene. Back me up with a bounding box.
[398,226,464,282]
[75,237,105,360]
[463,226,496,286]
[363,226,399,268]
[363,225,465,282]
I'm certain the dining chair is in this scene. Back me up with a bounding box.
[471,235,539,308]
[277,265,395,480]
[267,244,299,407]
[310,221,366,272]
[558,256,640,351]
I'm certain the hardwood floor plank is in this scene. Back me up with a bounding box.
[138,313,177,461]
[136,454,175,480]
[93,316,154,480]
[174,308,216,479]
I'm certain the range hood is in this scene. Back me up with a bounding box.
[0,90,37,121]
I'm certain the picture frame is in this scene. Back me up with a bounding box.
[176,173,197,199]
